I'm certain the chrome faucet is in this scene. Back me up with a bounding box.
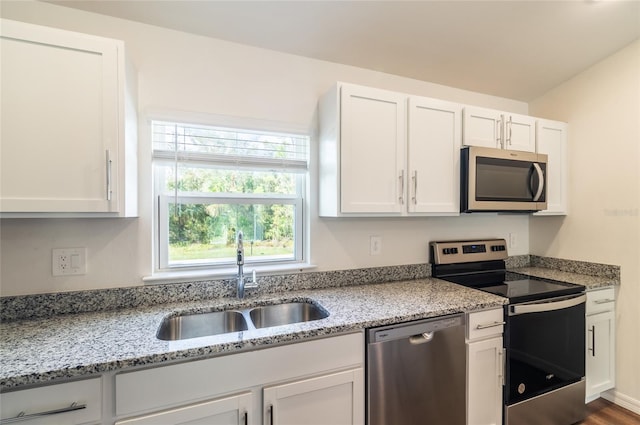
[236,231,257,298]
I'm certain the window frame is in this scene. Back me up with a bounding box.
[151,116,309,275]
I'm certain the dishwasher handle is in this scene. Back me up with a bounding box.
[409,332,434,345]
[368,314,464,343]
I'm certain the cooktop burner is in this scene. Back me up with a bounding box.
[479,278,584,303]
[429,239,585,303]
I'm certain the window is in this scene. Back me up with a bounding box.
[152,120,308,271]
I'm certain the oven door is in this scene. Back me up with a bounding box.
[505,293,586,405]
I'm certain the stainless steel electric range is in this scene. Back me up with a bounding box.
[431,239,586,425]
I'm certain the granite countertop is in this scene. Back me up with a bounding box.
[0,278,506,390]
[509,267,619,290]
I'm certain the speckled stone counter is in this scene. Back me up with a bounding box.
[0,278,506,390]
[509,267,618,290]
[508,255,620,290]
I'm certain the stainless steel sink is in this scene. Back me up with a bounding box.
[157,310,248,341]
[157,300,329,341]
[249,302,329,329]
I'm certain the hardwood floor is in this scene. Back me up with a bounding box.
[578,398,640,425]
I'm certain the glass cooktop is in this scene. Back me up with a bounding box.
[479,278,584,303]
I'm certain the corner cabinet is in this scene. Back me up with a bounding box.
[467,308,504,425]
[319,82,461,217]
[0,19,137,217]
[585,288,616,402]
[534,119,568,216]
[463,106,536,152]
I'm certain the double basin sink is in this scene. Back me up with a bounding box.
[157,300,329,341]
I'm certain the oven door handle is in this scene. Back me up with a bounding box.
[509,293,586,316]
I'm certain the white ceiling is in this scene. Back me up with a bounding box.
[47,0,640,101]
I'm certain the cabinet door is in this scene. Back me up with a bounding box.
[115,392,253,425]
[263,368,364,425]
[504,113,536,152]
[340,84,406,214]
[463,107,502,149]
[586,311,616,400]
[534,119,568,215]
[467,337,504,425]
[407,96,461,214]
[0,19,120,213]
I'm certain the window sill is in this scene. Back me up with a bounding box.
[143,263,317,285]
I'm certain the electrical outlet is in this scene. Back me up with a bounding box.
[52,248,86,276]
[370,236,382,256]
[509,233,517,249]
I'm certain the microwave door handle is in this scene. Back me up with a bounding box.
[532,163,544,201]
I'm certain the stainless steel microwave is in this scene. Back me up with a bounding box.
[461,146,547,212]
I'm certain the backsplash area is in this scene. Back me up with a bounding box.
[0,263,430,321]
[1,256,619,322]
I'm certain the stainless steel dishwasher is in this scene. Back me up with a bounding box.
[366,314,466,425]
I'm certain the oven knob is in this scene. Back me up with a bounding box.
[517,383,526,394]
[452,248,458,254]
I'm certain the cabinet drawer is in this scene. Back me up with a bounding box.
[587,287,615,315]
[467,308,504,341]
[0,377,102,425]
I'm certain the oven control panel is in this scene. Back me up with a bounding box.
[430,239,508,264]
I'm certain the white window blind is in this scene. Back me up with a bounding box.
[152,120,308,171]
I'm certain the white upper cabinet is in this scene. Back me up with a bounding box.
[462,106,502,149]
[463,106,536,152]
[339,84,406,214]
[319,82,462,217]
[407,96,461,215]
[534,119,568,216]
[0,19,137,217]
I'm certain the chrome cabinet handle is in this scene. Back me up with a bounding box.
[243,411,248,425]
[106,149,113,201]
[507,116,513,145]
[532,163,544,202]
[399,170,405,204]
[588,325,596,357]
[476,321,506,330]
[268,404,274,425]
[411,171,418,204]
[594,299,615,304]
[497,348,505,386]
[496,118,503,148]
[0,402,86,424]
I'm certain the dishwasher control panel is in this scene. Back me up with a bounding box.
[367,314,464,343]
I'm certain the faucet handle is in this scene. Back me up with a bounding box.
[246,269,259,290]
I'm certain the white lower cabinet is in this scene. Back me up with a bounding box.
[585,288,616,401]
[115,392,252,425]
[114,333,364,425]
[263,368,364,425]
[467,308,504,425]
[0,377,102,425]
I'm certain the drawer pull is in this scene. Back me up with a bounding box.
[0,402,86,424]
[593,299,614,304]
[476,321,505,330]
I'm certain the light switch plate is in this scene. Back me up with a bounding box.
[52,248,86,276]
